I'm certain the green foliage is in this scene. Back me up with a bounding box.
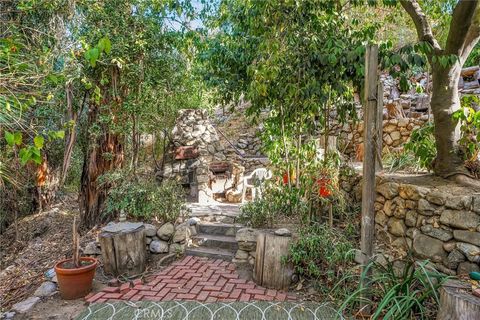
[288,223,354,281]
[465,42,480,67]
[382,149,420,173]
[453,95,480,159]
[103,173,186,223]
[238,184,309,228]
[83,37,111,67]
[404,122,436,171]
[238,199,275,228]
[338,258,447,319]
[199,0,376,176]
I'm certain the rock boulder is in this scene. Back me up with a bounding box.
[413,234,447,262]
[440,210,480,230]
[157,222,175,241]
[149,240,169,253]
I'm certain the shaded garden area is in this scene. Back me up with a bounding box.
[2,0,480,319]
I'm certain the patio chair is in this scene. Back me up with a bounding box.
[241,168,272,202]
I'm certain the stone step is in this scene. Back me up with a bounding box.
[185,246,234,261]
[197,223,242,236]
[192,234,238,251]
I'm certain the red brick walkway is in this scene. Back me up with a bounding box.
[86,256,296,304]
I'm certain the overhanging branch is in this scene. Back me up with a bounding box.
[400,0,442,52]
[445,0,479,56]
[460,4,480,63]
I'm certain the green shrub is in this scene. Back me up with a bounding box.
[103,172,186,223]
[238,197,275,228]
[404,122,436,171]
[238,184,309,228]
[382,149,419,173]
[287,223,354,281]
[338,258,447,319]
[453,95,480,159]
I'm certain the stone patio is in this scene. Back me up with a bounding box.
[85,256,295,304]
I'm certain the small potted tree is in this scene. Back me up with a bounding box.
[54,217,98,299]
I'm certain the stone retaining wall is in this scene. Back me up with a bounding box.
[333,117,428,158]
[234,228,258,266]
[374,178,480,275]
[84,220,198,257]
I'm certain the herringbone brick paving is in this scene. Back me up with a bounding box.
[86,256,296,304]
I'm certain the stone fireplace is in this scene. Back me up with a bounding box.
[160,109,233,203]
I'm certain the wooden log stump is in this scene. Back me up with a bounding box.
[254,232,292,290]
[437,280,480,320]
[99,222,146,277]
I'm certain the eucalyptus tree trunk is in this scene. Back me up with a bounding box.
[80,66,125,228]
[430,62,464,176]
[80,104,124,228]
[401,0,480,185]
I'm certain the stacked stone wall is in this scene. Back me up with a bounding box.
[332,117,428,158]
[374,179,480,275]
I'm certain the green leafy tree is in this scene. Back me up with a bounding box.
[1,0,70,225]
[74,0,205,227]
[396,0,480,185]
[199,0,376,186]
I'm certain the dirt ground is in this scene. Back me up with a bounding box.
[11,282,103,320]
[0,194,104,315]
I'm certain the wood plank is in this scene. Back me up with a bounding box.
[375,81,384,172]
[254,233,266,283]
[461,66,479,77]
[359,44,379,314]
[255,233,291,290]
[360,44,379,263]
[463,80,480,90]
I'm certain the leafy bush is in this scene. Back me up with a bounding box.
[287,223,354,281]
[382,149,420,173]
[453,95,480,159]
[338,258,447,319]
[238,198,275,228]
[103,173,186,223]
[404,122,436,170]
[238,183,309,228]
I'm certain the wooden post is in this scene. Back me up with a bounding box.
[99,222,146,277]
[359,44,379,314]
[254,232,292,290]
[437,280,480,319]
[375,81,384,172]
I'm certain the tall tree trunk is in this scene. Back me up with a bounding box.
[35,155,60,212]
[400,0,480,185]
[60,86,86,187]
[80,107,124,228]
[431,62,465,177]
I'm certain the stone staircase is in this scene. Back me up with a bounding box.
[186,222,242,261]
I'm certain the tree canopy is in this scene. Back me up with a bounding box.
[3,0,480,228]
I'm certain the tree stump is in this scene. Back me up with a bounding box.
[99,222,146,277]
[254,232,292,290]
[437,280,480,320]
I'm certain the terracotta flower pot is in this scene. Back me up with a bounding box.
[54,257,98,300]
